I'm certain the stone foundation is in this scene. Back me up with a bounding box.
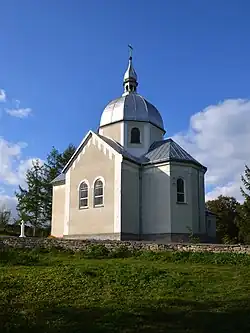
[0,236,250,254]
[64,232,215,244]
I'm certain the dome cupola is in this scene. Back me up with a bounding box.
[99,46,165,158]
[99,45,165,132]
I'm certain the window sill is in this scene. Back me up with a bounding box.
[176,202,187,205]
[79,206,89,210]
[94,204,104,208]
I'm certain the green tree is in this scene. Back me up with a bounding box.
[15,144,76,235]
[43,144,76,222]
[237,165,250,243]
[15,159,47,236]
[206,195,240,243]
[0,206,11,231]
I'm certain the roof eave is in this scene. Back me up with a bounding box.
[142,158,207,170]
[99,119,165,134]
[51,180,65,186]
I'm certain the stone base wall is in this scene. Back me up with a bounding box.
[1,236,250,254]
[64,232,216,244]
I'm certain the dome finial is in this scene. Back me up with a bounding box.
[128,44,133,59]
[123,45,138,95]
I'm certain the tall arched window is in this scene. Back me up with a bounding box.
[130,127,140,144]
[94,179,104,207]
[177,178,185,203]
[79,181,89,208]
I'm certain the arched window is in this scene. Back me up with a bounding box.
[130,127,140,144]
[177,178,185,203]
[79,181,88,208]
[94,179,104,207]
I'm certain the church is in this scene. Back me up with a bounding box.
[51,50,216,243]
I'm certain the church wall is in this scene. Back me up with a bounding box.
[149,124,164,146]
[68,138,116,236]
[99,122,121,144]
[199,170,206,233]
[141,163,171,234]
[51,184,65,237]
[121,160,140,236]
[189,167,206,235]
[125,121,150,157]
[170,163,206,236]
[190,167,199,234]
[170,164,194,234]
[205,214,216,238]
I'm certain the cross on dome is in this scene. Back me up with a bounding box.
[123,45,138,95]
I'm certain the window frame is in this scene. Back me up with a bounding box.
[93,177,105,208]
[78,180,89,209]
[176,177,186,204]
[130,127,141,144]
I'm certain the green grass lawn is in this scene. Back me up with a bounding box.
[1,246,250,332]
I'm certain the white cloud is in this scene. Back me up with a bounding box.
[0,190,18,218]
[0,138,26,185]
[0,137,42,187]
[0,89,6,102]
[0,137,43,218]
[5,107,32,118]
[173,99,250,202]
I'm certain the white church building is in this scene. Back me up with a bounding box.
[51,50,216,243]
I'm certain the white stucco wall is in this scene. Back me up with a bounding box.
[206,214,216,238]
[121,161,140,235]
[51,184,65,237]
[141,161,206,237]
[65,134,117,237]
[149,124,165,146]
[199,170,206,234]
[124,121,150,157]
[170,164,193,234]
[170,163,206,235]
[141,163,171,234]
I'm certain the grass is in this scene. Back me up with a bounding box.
[1,245,250,332]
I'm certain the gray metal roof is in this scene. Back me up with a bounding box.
[52,137,206,186]
[51,173,65,184]
[99,93,165,131]
[206,209,216,216]
[141,138,206,170]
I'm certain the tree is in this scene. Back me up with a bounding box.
[206,195,240,243]
[15,144,76,235]
[0,206,11,231]
[43,144,76,222]
[15,159,47,236]
[237,165,250,243]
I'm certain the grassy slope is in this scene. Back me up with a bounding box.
[1,249,250,332]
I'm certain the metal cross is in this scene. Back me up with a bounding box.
[128,44,133,58]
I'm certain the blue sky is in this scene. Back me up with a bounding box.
[1,0,250,210]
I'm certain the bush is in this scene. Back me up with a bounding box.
[109,245,135,258]
[83,244,110,258]
[0,248,40,266]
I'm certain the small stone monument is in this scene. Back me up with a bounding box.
[19,220,26,238]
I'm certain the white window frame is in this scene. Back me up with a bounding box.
[93,176,105,208]
[176,177,186,204]
[78,179,89,209]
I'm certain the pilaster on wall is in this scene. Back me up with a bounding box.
[64,169,71,236]
[114,154,122,233]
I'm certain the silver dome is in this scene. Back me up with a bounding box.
[99,93,164,130]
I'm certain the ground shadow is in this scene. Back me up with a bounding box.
[1,298,250,333]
